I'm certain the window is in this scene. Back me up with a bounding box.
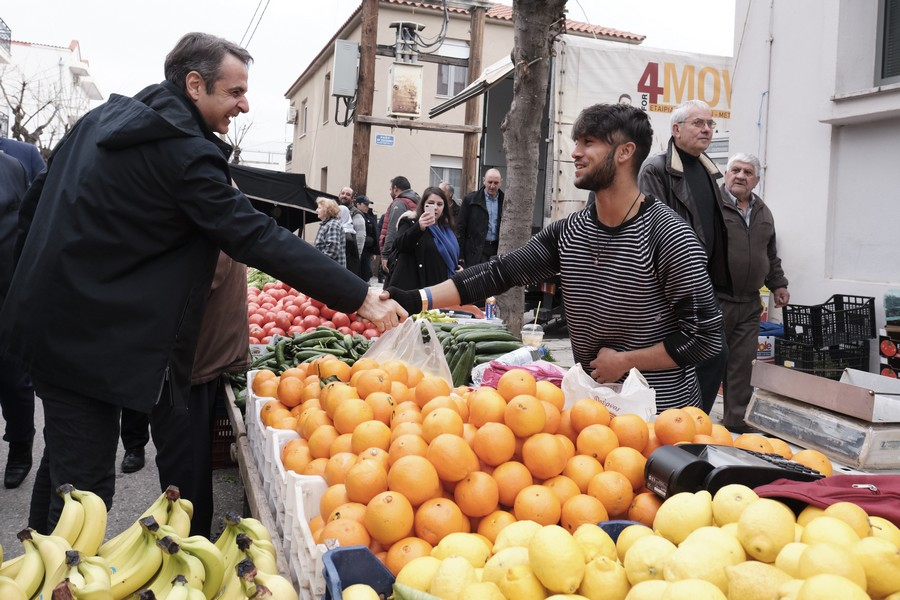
[301,99,309,136]
[320,167,328,194]
[429,155,463,190]
[436,39,469,98]
[323,73,331,124]
[879,0,900,83]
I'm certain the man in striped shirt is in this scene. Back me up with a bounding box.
[386,103,723,410]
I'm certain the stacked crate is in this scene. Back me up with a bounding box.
[774,294,875,380]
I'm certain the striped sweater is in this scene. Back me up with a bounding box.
[451,197,723,410]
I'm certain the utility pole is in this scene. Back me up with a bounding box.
[351,0,379,197]
[462,5,486,196]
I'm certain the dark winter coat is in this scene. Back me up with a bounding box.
[387,211,456,290]
[0,81,368,413]
[456,186,504,267]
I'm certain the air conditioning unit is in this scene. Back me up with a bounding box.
[287,106,298,124]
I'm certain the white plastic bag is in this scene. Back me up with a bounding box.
[561,364,657,421]
[362,319,453,384]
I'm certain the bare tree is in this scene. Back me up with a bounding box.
[497,0,567,336]
[225,115,254,164]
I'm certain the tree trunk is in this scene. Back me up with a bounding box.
[497,0,567,337]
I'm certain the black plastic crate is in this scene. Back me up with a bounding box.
[774,338,870,380]
[783,294,876,347]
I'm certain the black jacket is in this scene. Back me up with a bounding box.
[456,186,504,267]
[0,81,367,413]
[387,211,456,290]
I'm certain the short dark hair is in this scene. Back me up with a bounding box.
[417,186,454,229]
[391,176,411,192]
[571,104,653,177]
[164,32,253,94]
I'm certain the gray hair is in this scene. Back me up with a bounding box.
[670,99,712,128]
[315,197,340,219]
[727,153,762,175]
[165,32,253,94]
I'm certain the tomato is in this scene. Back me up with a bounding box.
[349,321,366,333]
[338,326,352,335]
[260,302,275,311]
[284,304,302,318]
[348,312,358,321]
[269,327,286,338]
[310,297,324,309]
[248,313,265,326]
[282,294,297,306]
[288,325,305,335]
[882,368,898,378]
[881,339,897,357]
[275,312,293,331]
[320,306,336,320]
[249,337,261,345]
[321,321,335,329]
[302,305,320,317]
[363,328,379,339]
[293,315,305,326]
[264,311,277,323]
[247,294,259,304]
[302,315,320,329]
[249,326,265,339]
[260,335,272,344]
[270,288,287,301]
[247,302,260,313]
[294,293,308,304]
[263,282,277,291]
[331,312,350,328]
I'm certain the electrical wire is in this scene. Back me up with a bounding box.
[240,0,271,49]
[416,0,451,54]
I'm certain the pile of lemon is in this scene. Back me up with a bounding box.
[342,484,900,600]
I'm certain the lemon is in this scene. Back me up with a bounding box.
[342,583,380,600]
[396,555,442,591]
[795,573,868,600]
[474,567,483,582]
[545,595,590,600]
[579,555,629,600]
[799,515,861,547]
[870,516,900,547]
[823,501,872,538]
[616,524,654,563]
[623,534,677,585]
[719,522,738,537]
[852,536,900,597]
[660,578,727,599]
[529,525,586,594]
[778,578,803,599]
[663,540,737,593]
[497,564,547,600]
[796,504,824,526]
[774,542,808,578]
[724,561,793,600]
[432,532,492,567]
[429,555,476,600]
[711,484,758,526]
[492,520,542,553]
[481,546,530,586]
[461,581,505,600]
[797,542,866,589]
[736,498,796,562]
[653,491,713,545]
[624,580,669,599]
[679,526,746,563]
[573,523,617,563]
[793,522,803,542]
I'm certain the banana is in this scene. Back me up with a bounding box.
[166,498,192,538]
[145,537,205,599]
[107,527,163,599]
[52,484,87,546]
[177,498,194,520]
[64,549,114,600]
[235,557,259,598]
[11,533,43,598]
[215,562,245,600]
[0,554,24,579]
[177,535,225,599]
[168,573,205,600]
[250,570,299,600]
[70,487,109,556]
[78,555,113,588]
[214,521,243,576]
[0,540,3,564]
[98,489,170,559]
[236,534,278,576]
[29,530,73,600]
[0,575,27,600]
[233,517,272,544]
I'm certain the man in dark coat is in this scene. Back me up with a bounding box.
[0,137,45,183]
[456,168,504,267]
[0,32,406,531]
[356,195,378,282]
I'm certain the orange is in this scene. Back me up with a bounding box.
[355,368,392,399]
[308,514,325,536]
[280,365,307,380]
[414,498,468,545]
[317,517,371,547]
[271,413,298,431]
[454,471,500,518]
[561,494,609,533]
[462,423,478,447]
[379,360,409,389]
[472,422,516,467]
[357,447,391,471]
[627,491,663,527]
[653,408,697,445]
[414,375,452,408]
[541,401,561,434]
[496,369,537,402]
[692,434,716,444]
[452,395,470,423]
[390,381,413,404]
[570,398,612,432]
[467,387,508,427]
[790,448,833,476]
[276,377,305,408]
[521,433,567,480]
[333,399,375,435]
[733,434,774,454]
[535,380,565,410]
[603,446,647,491]
[709,424,734,446]
[681,406,713,436]
[365,392,396,425]
[576,424,620,463]
[364,491,415,546]
[390,407,423,429]
[329,433,354,456]
[492,461,534,508]
[406,364,425,388]
[421,407,465,443]
[259,399,288,426]
[642,422,663,458]
[384,536,433,576]
[421,395,460,418]
[320,483,351,520]
[303,457,329,477]
[280,438,312,474]
[254,377,279,399]
[351,420,392,454]
[323,452,359,486]
[543,475,581,507]
[557,408,578,442]
[477,510,517,544]
[317,358,351,383]
[252,369,277,394]
[503,394,546,437]
[350,357,380,375]
[388,434,429,466]
[390,421,423,443]
[767,437,793,459]
[425,433,479,482]
[301,379,322,403]
[328,501,368,524]
[321,382,360,417]
[557,434,576,462]
[562,455,605,493]
[513,484,562,526]
[609,413,650,452]
[387,455,442,507]
[345,460,389,505]
[587,470,634,518]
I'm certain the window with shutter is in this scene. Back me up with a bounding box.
[878,0,900,83]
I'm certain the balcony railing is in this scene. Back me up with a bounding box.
[0,18,10,55]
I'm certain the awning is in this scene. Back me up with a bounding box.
[231,164,335,232]
[428,54,514,118]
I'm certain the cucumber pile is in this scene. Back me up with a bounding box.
[432,322,529,386]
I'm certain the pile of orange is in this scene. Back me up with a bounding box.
[252,356,833,574]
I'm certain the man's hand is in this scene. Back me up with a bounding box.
[772,287,790,308]
[589,348,629,384]
[357,288,408,332]
[381,286,422,316]
[381,258,389,273]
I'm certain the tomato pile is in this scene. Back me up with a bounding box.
[247,281,378,344]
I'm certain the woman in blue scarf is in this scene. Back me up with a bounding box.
[387,186,460,291]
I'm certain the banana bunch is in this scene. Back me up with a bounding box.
[235,557,298,600]
[213,513,284,600]
[49,550,114,599]
[48,484,109,557]
[1,528,73,599]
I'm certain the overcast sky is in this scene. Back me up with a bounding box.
[2,1,735,166]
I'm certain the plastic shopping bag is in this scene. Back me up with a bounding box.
[362,318,453,384]
[560,364,657,421]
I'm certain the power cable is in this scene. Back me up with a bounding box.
[241,0,272,49]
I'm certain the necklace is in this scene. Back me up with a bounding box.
[594,191,642,266]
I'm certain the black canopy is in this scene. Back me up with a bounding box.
[230,164,335,232]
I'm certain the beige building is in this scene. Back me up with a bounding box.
[285,0,642,217]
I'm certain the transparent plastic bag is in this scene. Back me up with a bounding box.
[560,364,657,420]
[361,318,453,384]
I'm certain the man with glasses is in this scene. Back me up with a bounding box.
[639,99,730,416]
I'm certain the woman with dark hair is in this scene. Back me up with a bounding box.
[386,186,460,291]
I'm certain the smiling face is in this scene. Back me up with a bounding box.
[338,187,354,205]
[189,53,249,135]
[572,136,618,192]
[672,105,714,157]
[725,160,760,202]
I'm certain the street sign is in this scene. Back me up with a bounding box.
[375,134,395,147]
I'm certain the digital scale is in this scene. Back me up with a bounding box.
[644,444,825,499]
